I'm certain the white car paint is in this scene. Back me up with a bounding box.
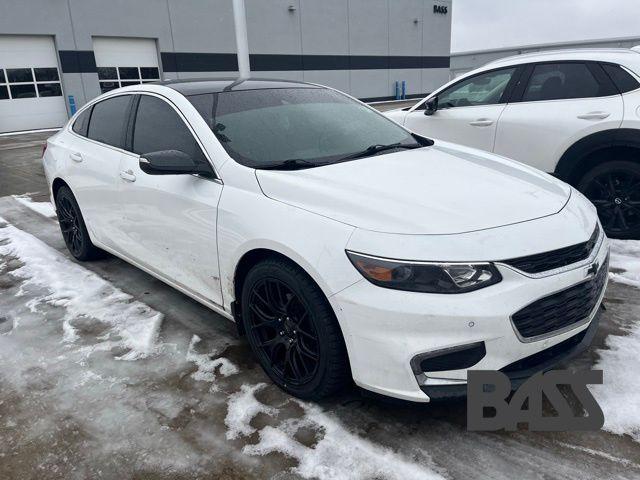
[385,48,640,173]
[257,142,570,235]
[43,82,607,402]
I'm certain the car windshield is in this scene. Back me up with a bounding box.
[187,87,424,169]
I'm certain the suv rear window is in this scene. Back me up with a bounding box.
[601,63,640,93]
[522,63,610,102]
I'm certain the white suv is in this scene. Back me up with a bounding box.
[385,47,640,239]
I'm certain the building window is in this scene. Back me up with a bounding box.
[0,67,62,100]
[97,66,160,94]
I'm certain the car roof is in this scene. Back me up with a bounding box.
[486,48,640,69]
[158,77,322,96]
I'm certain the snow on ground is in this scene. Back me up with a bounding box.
[0,216,445,479]
[0,217,243,476]
[227,383,445,480]
[592,239,640,442]
[0,216,162,359]
[11,195,56,218]
[187,334,239,390]
[608,239,640,288]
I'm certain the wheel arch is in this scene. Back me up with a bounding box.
[555,129,640,185]
[52,177,70,199]
[231,246,341,337]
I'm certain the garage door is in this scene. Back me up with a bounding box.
[93,37,161,94]
[0,35,68,134]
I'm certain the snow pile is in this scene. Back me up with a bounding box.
[225,383,278,439]
[608,239,640,288]
[591,239,640,441]
[593,319,640,442]
[186,334,239,390]
[225,383,444,480]
[12,195,57,218]
[0,217,163,359]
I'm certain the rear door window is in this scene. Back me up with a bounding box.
[522,63,613,102]
[87,95,132,148]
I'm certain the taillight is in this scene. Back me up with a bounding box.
[42,144,47,158]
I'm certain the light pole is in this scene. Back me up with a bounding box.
[232,0,250,78]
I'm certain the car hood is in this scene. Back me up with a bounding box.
[255,142,571,235]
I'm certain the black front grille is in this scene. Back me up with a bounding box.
[501,328,588,374]
[512,255,608,339]
[503,225,599,274]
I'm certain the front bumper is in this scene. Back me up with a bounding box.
[421,307,602,400]
[330,232,610,403]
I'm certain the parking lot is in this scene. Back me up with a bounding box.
[0,129,639,480]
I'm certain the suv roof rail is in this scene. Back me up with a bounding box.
[487,47,639,66]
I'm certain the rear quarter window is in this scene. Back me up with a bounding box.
[72,107,92,137]
[601,63,640,93]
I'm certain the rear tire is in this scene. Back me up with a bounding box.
[577,160,640,239]
[241,258,350,400]
[55,186,104,261]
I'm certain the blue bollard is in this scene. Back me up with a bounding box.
[68,95,77,115]
[401,80,406,100]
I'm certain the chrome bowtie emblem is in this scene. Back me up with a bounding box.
[586,262,599,278]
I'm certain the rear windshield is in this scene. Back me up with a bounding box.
[187,87,416,168]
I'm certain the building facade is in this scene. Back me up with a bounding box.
[450,36,640,78]
[0,0,452,133]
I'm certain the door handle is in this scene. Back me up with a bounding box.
[469,118,494,127]
[577,111,610,120]
[119,169,136,182]
[69,152,83,162]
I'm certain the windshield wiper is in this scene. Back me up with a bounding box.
[340,142,422,161]
[257,158,325,171]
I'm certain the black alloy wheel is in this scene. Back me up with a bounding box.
[241,258,350,400]
[58,194,83,257]
[55,186,103,261]
[248,278,320,386]
[579,161,640,239]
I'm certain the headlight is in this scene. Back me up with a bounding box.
[346,251,502,294]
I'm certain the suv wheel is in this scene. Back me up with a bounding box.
[55,186,104,261]
[240,258,350,400]
[577,160,640,239]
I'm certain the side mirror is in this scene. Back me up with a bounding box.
[139,150,214,177]
[424,97,438,116]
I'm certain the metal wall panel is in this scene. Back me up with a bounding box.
[0,0,452,128]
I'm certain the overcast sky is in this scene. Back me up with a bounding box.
[451,0,640,53]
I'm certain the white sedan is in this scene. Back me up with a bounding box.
[43,79,609,402]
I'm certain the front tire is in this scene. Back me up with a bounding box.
[577,160,640,239]
[55,186,104,261]
[241,258,350,400]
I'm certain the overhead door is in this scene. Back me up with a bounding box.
[0,35,67,133]
[93,37,161,94]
